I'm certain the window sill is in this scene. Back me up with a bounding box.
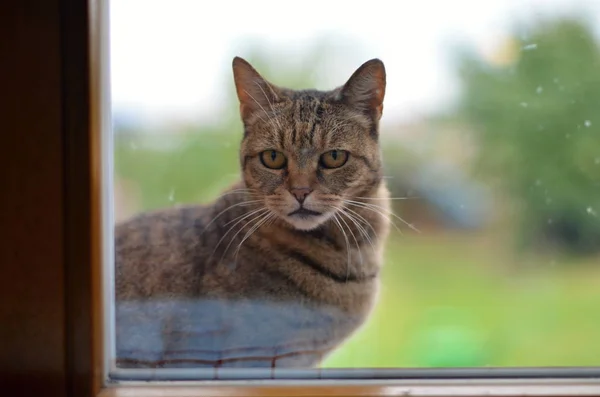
[97,379,600,397]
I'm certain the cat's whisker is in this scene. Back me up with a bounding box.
[342,200,403,235]
[331,214,351,282]
[340,205,378,238]
[201,200,263,234]
[330,204,377,256]
[209,207,269,262]
[344,199,421,234]
[328,205,372,253]
[224,205,269,226]
[335,210,364,269]
[337,207,378,255]
[253,81,283,131]
[354,196,420,201]
[243,88,280,131]
[349,200,414,234]
[217,207,268,250]
[233,211,275,260]
[214,188,261,199]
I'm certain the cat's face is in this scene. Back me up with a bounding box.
[233,57,386,231]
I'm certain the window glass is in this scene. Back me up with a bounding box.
[109,0,600,379]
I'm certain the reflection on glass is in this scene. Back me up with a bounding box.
[111,0,600,373]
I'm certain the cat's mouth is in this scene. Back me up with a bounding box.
[288,208,322,217]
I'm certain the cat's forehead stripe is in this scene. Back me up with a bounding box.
[285,95,325,149]
[308,101,324,146]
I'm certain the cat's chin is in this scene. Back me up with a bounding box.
[283,212,333,231]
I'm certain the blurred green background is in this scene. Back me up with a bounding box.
[113,15,600,367]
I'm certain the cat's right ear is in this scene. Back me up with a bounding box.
[337,58,386,121]
[232,57,282,123]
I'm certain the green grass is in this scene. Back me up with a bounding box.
[323,233,600,368]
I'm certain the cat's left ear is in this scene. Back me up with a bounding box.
[232,57,283,123]
[337,58,386,121]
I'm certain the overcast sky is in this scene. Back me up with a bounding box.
[110,0,599,127]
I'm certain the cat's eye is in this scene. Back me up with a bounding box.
[260,150,287,169]
[320,150,349,169]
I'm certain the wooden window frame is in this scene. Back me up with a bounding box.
[2,0,600,395]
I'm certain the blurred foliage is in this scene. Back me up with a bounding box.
[115,129,241,210]
[457,17,600,255]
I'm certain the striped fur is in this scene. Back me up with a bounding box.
[115,57,391,368]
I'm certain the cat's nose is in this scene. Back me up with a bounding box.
[290,187,312,204]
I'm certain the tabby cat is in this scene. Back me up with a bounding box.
[115,57,391,369]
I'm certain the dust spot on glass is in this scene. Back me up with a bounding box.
[168,188,175,203]
[520,102,528,108]
[536,86,543,94]
[522,43,538,51]
[584,120,592,127]
[587,207,597,217]
[565,133,571,139]
[594,157,600,165]
[129,141,138,150]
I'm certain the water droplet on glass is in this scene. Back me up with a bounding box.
[536,86,543,94]
[587,207,597,216]
[520,102,528,108]
[522,43,538,51]
[585,120,592,127]
[168,188,175,202]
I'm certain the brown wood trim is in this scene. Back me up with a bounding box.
[0,0,67,395]
[1,0,100,395]
[62,0,98,396]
